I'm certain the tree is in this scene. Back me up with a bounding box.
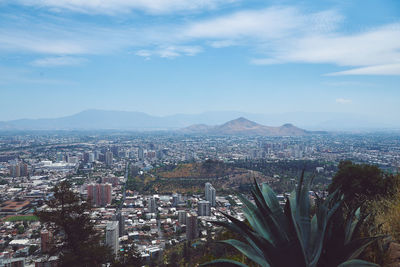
[112,241,143,267]
[35,181,113,267]
[328,161,398,210]
[202,173,380,267]
[167,251,180,267]
[17,224,25,234]
[29,245,38,255]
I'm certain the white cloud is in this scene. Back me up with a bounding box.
[0,19,147,55]
[0,30,87,54]
[326,63,400,76]
[336,98,352,104]
[278,24,400,66]
[13,0,237,14]
[182,7,400,75]
[135,46,202,59]
[135,50,152,57]
[0,3,399,75]
[322,81,376,87]
[31,56,87,67]
[248,23,400,75]
[208,40,237,48]
[184,7,341,40]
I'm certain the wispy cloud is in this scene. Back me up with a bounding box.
[248,23,400,75]
[13,0,237,14]
[322,81,376,87]
[326,63,400,76]
[181,7,400,75]
[336,98,352,104]
[275,24,400,65]
[31,56,87,67]
[135,46,202,59]
[0,3,399,75]
[208,40,237,48]
[184,7,342,40]
[0,30,87,54]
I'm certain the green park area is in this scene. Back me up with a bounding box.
[3,215,39,222]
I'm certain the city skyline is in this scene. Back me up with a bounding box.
[0,0,399,125]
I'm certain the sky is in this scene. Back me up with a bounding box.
[0,0,399,124]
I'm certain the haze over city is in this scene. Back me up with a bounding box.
[2,1,400,267]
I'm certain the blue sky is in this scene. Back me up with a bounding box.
[0,0,399,124]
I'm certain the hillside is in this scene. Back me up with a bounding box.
[0,110,390,131]
[182,117,314,136]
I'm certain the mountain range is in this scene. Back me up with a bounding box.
[182,117,317,136]
[0,109,396,132]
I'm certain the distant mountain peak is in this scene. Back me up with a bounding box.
[222,117,259,127]
[282,123,295,127]
[183,117,314,136]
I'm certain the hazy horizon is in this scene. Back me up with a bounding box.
[0,109,398,132]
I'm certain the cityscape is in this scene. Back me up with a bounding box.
[0,129,399,266]
[1,0,400,266]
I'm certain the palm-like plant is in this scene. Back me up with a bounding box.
[202,172,380,267]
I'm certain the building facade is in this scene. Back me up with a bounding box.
[106,221,119,256]
[87,183,112,207]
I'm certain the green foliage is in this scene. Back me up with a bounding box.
[35,181,113,267]
[112,241,143,267]
[17,224,25,234]
[203,173,380,267]
[29,245,38,255]
[4,215,39,222]
[328,160,398,210]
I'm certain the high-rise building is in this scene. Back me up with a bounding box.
[83,152,90,163]
[138,147,144,161]
[172,194,180,207]
[87,183,112,207]
[117,212,125,237]
[148,197,157,213]
[186,213,198,240]
[105,151,113,167]
[198,200,211,216]
[56,152,65,162]
[209,187,216,207]
[9,164,20,177]
[9,162,28,177]
[94,150,100,161]
[205,182,211,200]
[40,230,51,253]
[205,182,216,207]
[178,210,187,225]
[111,146,119,157]
[88,152,95,163]
[106,221,119,255]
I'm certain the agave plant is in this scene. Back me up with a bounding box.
[202,172,380,267]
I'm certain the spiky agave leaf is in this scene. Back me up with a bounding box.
[200,258,250,267]
[204,174,380,267]
[219,239,269,266]
[309,193,342,266]
[213,212,276,264]
[338,259,379,267]
[252,180,291,244]
[236,194,275,244]
[288,170,312,264]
